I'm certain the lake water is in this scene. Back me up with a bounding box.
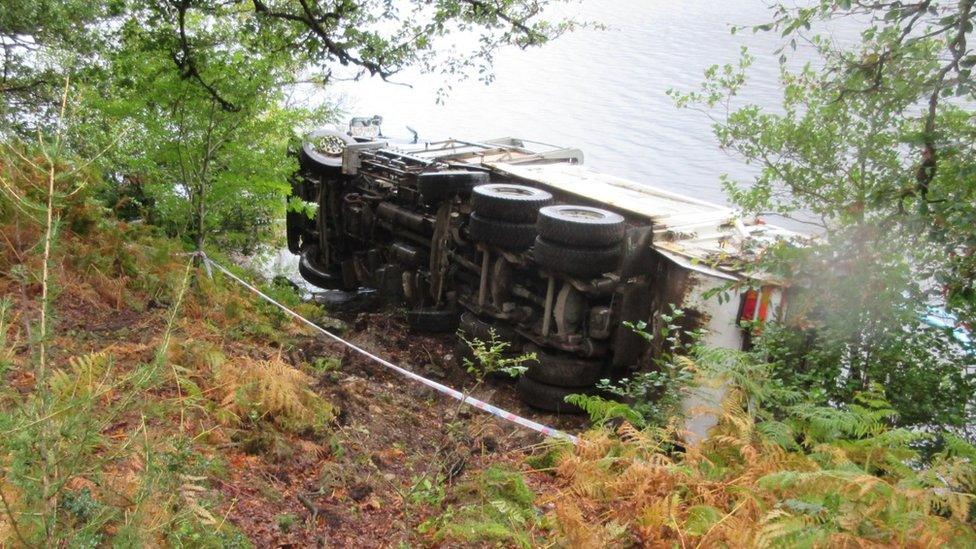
[323,0,845,207]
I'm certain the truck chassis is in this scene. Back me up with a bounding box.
[287,126,790,414]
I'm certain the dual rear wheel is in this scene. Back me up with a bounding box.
[533,205,626,278]
[467,184,552,251]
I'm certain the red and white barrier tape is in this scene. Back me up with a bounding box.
[201,254,579,444]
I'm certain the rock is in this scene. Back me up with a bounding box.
[481,436,498,453]
[409,385,439,401]
[423,363,446,379]
[348,483,373,502]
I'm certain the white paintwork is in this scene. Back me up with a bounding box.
[484,160,804,282]
[675,275,789,444]
[488,161,733,223]
[378,137,806,282]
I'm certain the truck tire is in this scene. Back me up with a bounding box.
[537,205,626,247]
[286,209,304,255]
[533,237,622,278]
[468,213,536,251]
[298,245,343,289]
[459,311,517,343]
[517,377,588,415]
[286,177,305,254]
[525,347,605,388]
[418,171,488,204]
[472,184,552,223]
[406,307,460,333]
[455,337,475,365]
[300,129,355,174]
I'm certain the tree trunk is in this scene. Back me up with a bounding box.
[193,181,206,252]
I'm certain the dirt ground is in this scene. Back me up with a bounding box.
[0,219,582,546]
[212,309,587,547]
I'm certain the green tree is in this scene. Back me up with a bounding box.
[672,1,976,434]
[0,1,115,133]
[5,0,579,131]
[7,0,579,250]
[85,4,329,252]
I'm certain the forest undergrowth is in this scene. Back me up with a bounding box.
[2,144,974,547]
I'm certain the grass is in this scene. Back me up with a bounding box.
[6,141,973,547]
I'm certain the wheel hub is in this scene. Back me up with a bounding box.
[314,135,346,156]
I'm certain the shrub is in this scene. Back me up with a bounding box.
[213,355,336,436]
[569,306,699,428]
[422,465,544,547]
[547,349,976,547]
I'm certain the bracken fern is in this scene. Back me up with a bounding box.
[543,349,976,547]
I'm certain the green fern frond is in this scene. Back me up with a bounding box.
[565,394,644,427]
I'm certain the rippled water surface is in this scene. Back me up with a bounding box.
[325,0,846,206]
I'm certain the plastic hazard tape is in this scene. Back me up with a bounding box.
[201,254,579,444]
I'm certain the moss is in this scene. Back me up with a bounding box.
[525,444,569,471]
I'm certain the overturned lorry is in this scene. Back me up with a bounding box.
[286,123,797,414]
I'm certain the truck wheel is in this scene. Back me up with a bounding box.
[472,184,552,223]
[468,213,536,251]
[300,129,355,174]
[524,347,605,388]
[286,209,304,255]
[517,376,588,415]
[533,237,622,278]
[537,205,626,247]
[455,338,475,366]
[418,171,488,204]
[459,311,517,343]
[286,177,305,254]
[299,245,343,289]
[406,307,460,333]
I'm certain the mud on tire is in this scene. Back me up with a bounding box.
[537,205,626,247]
[468,213,536,251]
[459,311,517,343]
[471,184,552,223]
[517,376,589,415]
[406,307,460,333]
[524,347,605,388]
[533,237,622,278]
[298,245,343,289]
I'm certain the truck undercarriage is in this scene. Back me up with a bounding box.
[287,125,793,414]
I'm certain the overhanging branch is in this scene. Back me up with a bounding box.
[171,0,240,112]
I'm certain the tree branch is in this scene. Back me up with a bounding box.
[914,0,972,203]
[460,0,544,46]
[171,0,240,112]
[251,0,395,80]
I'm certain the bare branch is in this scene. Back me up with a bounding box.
[171,0,240,112]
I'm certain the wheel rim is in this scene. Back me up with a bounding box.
[493,186,536,196]
[313,135,345,156]
[560,207,607,220]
